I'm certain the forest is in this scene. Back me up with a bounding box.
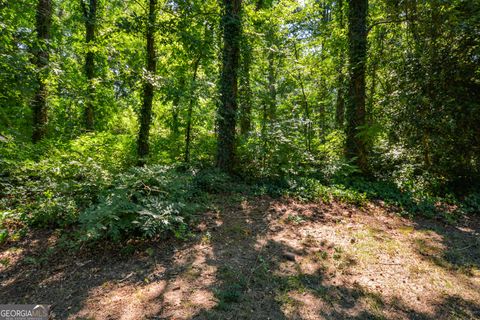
[0,0,479,319]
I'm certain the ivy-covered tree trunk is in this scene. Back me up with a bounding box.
[137,0,156,166]
[80,0,97,131]
[346,0,368,173]
[31,0,53,143]
[216,0,242,173]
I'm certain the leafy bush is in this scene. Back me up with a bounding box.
[254,175,461,218]
[462,192,480,215]
[281,177,366,205]
[77,164,259,242]
[79,165,203,242]
[1,134,247,243]
[253,176,367,205]
[80,165,228,240]
[193,168,233,194]
[1,143,112,227]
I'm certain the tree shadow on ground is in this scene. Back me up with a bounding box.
[410,215,480,276]
[0,229,193,318]
[1,192,479,319]
[173,195,480,319]
[334,178,480,275]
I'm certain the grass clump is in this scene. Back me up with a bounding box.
[214,265,247,310]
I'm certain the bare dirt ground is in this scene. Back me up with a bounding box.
[1,196,479,319]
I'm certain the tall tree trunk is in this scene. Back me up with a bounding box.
[293,43,311,152]
[137,0,156,166]
[31,0,53,143]
[335,0,345,127]
[405,0,431,168]
[80,0,97,131]
[171,95,180,137]
[171,76,185,138]
[184,58,200,163]
[261,97,267,170]
[423,0,441,169]
[216,0,242,173]
[346,0,368,173]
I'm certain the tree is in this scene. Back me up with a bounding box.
[31,0,53,143]
[184,57,200,163]
[80,0,98,131]
[345,0,368,173]
[335,0,346,128]
[216,0,242,173]
[137,0,157,165]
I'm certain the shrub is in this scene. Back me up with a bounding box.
[193,168,233,194]
[253,176,367,205]
[1,146,112,227]
[79,165,201,242]
[462,192,480,214]
[285,177,368,205]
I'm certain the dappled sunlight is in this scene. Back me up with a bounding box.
[67,235,221,319]
[246,199,480,319]
[1,196,479,319]
[73,282,166,320]
[0,246,24,275]
[2,0,479,318]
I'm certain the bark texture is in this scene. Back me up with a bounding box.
[32,0,53,143]
[137,0,157,165]
[335,0,345,127]
[216,0,242,173]
[80,0,97,131]
[346,0,368,173]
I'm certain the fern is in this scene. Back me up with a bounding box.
[78,165,198,242]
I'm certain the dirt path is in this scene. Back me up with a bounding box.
[1,196,479,319]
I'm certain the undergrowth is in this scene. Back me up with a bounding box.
[1,134,478,245]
